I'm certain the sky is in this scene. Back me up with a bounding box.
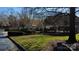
[0,7,22,15]
[0,7,79,17]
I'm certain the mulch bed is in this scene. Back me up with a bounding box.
[44,40,79,51]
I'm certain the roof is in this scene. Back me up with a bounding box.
[44,14,79,26]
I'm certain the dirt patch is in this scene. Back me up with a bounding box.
[43,40,79,51]
[42,40,66,51]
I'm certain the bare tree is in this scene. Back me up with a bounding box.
[18,8,30,30]
[66,7,77,43]
[8,14,18,29]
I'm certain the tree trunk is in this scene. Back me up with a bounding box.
[66,7,77,43]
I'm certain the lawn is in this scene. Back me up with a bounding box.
[10,34,79,51]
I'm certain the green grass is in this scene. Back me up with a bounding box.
[10,34,79,51]
[76,34,79,41]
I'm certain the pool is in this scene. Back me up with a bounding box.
[0,38,19,51]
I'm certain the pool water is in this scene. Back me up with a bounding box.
[0,38,19,51]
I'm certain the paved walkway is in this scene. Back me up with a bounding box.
[0,37,19,51]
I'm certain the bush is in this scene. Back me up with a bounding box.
[6,28,34,35]
[8,31,24,36]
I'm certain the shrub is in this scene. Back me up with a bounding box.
[8,31,24,36]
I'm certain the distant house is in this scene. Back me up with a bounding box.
[29,19,44,30]
[44,14,79,33]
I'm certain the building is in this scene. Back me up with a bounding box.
[44,14,79,33]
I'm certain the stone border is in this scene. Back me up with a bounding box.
[8,36,26,51]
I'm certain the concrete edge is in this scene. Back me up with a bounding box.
[8,36,26,51]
